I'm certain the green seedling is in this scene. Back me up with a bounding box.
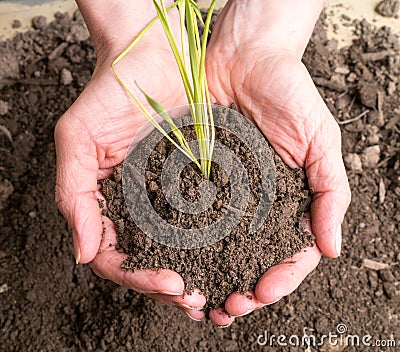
[112,0,218,179]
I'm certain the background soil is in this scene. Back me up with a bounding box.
[0,10,399,352]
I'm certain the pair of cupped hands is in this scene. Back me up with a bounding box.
[55,0,350,326]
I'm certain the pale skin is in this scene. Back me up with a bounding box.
[55,0,351,326]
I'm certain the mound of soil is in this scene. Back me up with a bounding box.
[101,109,312,308]
[0,9,398,352]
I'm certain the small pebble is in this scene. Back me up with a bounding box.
[60,68,73,85]
[335,66,350,75]
[376,0,400,17]
[344,153,362,171]
[12,19,21,29]
[32,16,47,30]
[347,72,357,83]
[0,283,8,294]
[148,181,158,192]
[361,145,381,168]
[28,211,36,218]
[0,100,9,115]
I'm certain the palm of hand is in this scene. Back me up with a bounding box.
[209,50,350,252]
[55,25,214,314]
[73,47,187,171]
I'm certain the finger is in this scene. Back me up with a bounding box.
[260,60,350,258]
[234,58,350,257]
[306,114,351,258]
[287,63,351,257]
[90,217,185,295]
[255,244,321,304]
[183,308,206,322]
[146,289,206,310]
[224,291,279,317]
[225,214,313,316]
[98,168,113,180]
[55,114,102,264]
[146,292,206,321]
[209,308,235,327]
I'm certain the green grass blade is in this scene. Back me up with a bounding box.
[135,82,200,166]
[189,0,205,26]
[112,2,179,67]
[198,1,217,178]
[199,0,218,81]
[112,0,217,179]
[185,1,200,97]
[137,83,185,144]
[177,0,187,70]
[152,0,194,104]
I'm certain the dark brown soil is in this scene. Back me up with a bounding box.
[0,10,399,352]
[101,110,312,308]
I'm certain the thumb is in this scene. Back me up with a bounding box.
[55,112,102,264]
[306,109,351,258]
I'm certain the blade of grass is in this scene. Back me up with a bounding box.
[177,0,187,72]
[112,0,217,179]
[185,1,206,174]
[153,0,211,174]
[112,2,178,67]
[189,0,205,26]
[136,82,200,167]
[152,0,194,105]
[202,0,218,176]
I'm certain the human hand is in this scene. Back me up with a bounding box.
[205,0,351,326]
[55,1,206,319]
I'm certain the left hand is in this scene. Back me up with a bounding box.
[204,0,351,326]
[55,0,206,320]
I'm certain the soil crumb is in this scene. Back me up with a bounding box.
[376,0,400,17]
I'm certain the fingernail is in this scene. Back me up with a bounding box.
[266,297,282,305]
[184,311,203,322]
[75,250,81,265]
[180,304,203,311]
[233,309,254,317]
[218,321,233,329]
[158,290,183,296]
[335,225,342,257]
[172,303,203,311]
[73,231,81,265]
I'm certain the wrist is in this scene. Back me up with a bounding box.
[215,0,325,58]
[76,0,175,60]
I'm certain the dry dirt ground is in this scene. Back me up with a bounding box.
[0,5,399,352]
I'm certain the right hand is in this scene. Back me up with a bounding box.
[55,1,206,320]
[203,0,351,326]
